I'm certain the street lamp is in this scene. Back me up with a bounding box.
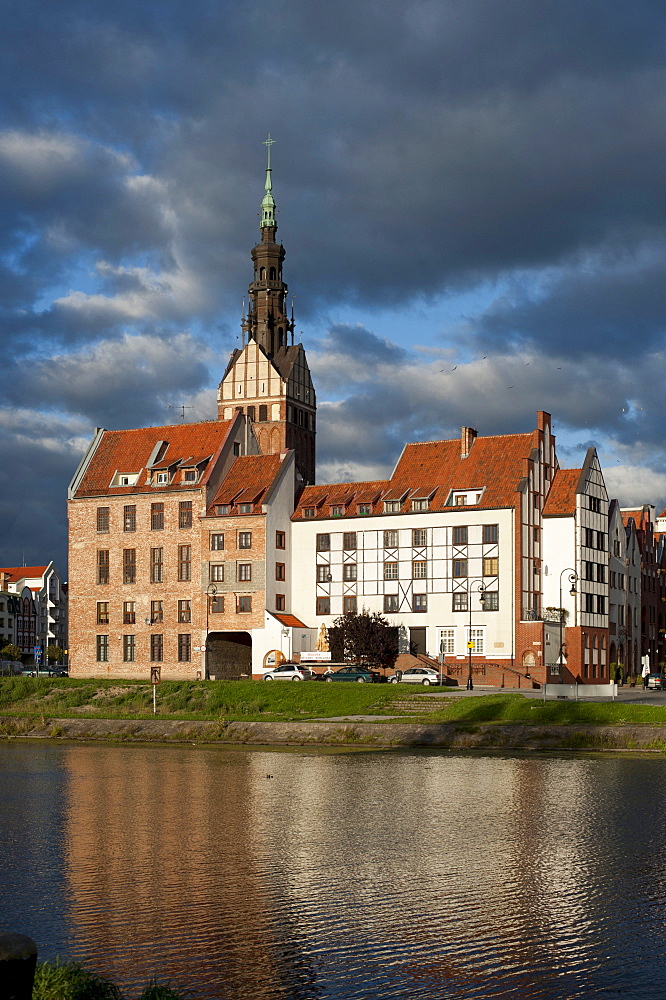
[467,580,487,691]
[558,568,578,679]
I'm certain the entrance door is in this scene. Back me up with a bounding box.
[410,627,427,656]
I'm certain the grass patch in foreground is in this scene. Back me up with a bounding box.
[428,693,666,726]
[33,961,187,1000]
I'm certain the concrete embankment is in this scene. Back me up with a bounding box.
[2,715,666,751]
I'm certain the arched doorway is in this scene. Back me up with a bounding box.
[206,631,252,680]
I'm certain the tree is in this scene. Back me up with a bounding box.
[46,645,64,663]
[330,608,399,673]
[1,643,21,661]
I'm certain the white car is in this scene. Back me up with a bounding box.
[387,667,444,686]
[262,663,315,681]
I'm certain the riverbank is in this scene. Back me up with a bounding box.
[3,713,666,751]
[2,678,666,751]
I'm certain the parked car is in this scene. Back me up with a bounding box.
[262,663,317,681]
[324,665,381,683]
[48,668,68,677]
[646,673,665,690]
[387,667,444,686]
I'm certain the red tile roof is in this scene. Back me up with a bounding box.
[208,454,284,514]
[273,613,308,628]
[0,566,48,582]
[293,431,538,520]
[542,469,580,517]
[73,420,234,498]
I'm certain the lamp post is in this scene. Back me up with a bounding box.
[467,580,487,691]
[206,584,217,680]
[558,568,578,679]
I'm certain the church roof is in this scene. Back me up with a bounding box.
[72,420,235,498]
[293,430,540,519]
[207,453,285,514]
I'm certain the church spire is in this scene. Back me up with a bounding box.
[260,134,277,232]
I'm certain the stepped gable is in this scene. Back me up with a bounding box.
[542,468,580,517]
[73,419,234,498]
[207,453,284,514]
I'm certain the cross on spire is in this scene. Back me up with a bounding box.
[263,133,276,170]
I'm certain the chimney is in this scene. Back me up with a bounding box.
[461,426,477,459]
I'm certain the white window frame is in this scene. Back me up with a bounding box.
[438,628,456,655]
[465,626,485,655]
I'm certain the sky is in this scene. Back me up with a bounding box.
[3,0,666,574]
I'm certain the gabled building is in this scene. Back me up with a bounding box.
[622,505,665,671]
[0,563,67,660]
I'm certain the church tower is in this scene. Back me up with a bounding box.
[217,137,316,485]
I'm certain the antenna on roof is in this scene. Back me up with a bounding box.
[168,404,194,423]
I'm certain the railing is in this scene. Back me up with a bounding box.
[521,607,566,623]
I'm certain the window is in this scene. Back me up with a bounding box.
[358,504,371,515]
[151,503,164,530]
[259,404,268,421]
[483,591,499,611]
[178,600,191,623]
[453,593,468,612]
[467,628,484,654]
[150,600,163,623]
[412,499,429,512]
[384,594,399,613]
[343,532,357,550]
[238,532,252,549]
[276,531,286,549]
[97,507,110,532]
[483,557,499,576]
[178,545,191,582]
[384,561,399,580]
[155,472,168,485]
[97,602,109,625]
[412,528,427,547]
[123,635,136,662]
[179,501,192,529]
[589,496,601,512]
[453,559,468,578]
[483,524,498,543]
[454,494,467,506]
[183,470,197,482]
[122,548,136,585]
[316,533,330,551]
[331,505,344,516]
[96,635,109,662]
[317,565,331,583]
[97,550,109,585]
[237,596,252,613]
[384,530,399,548]
[304,508,316,518]
[452,526,468,545]
[316,597,330,615]
[238,563,252,582]
[344,596,357,614]
[585,561,594,581]
[210,564,225,582]
[123,601,135,625]
[216,505,230,516]
[341,563,356,582]
[275,594,285,611]
[150,548,163,583]
[150,634,163,662]
[439,628,455,654]
[585,527,595,547]
[597,595,606,615]
[413,594,427,612]
[585,593,594,613]
[239,503,253,514]
[597,531,606,550]
[276,563,286,581]
[384,500,401,513]
[123,505,136,532]
[178,634,191,662]
[210,533,225,551]
[596,564,606,583]
[412,560,427,579]
[211,596,224,614]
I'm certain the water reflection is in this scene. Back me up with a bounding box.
[1,744,666,999]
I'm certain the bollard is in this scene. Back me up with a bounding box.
[0,933,38,1000]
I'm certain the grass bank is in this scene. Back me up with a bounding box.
[2,677,666,727]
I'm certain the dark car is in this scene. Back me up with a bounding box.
[324,665,381,683]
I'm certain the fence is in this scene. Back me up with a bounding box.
[542,682,617,701]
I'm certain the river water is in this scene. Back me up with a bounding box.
[1,742,665,999]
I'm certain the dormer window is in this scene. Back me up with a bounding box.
[216,505,230,515]
[155,472,169,485]
[331,505,344,517]
[183,470,197,482]
[304,507,315,518]
[111,472,139,488]
[384,501,400,513]
[358,504,371,515]
[412,499,429,512]
[239,503,253,514]
[447,489,484,507]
